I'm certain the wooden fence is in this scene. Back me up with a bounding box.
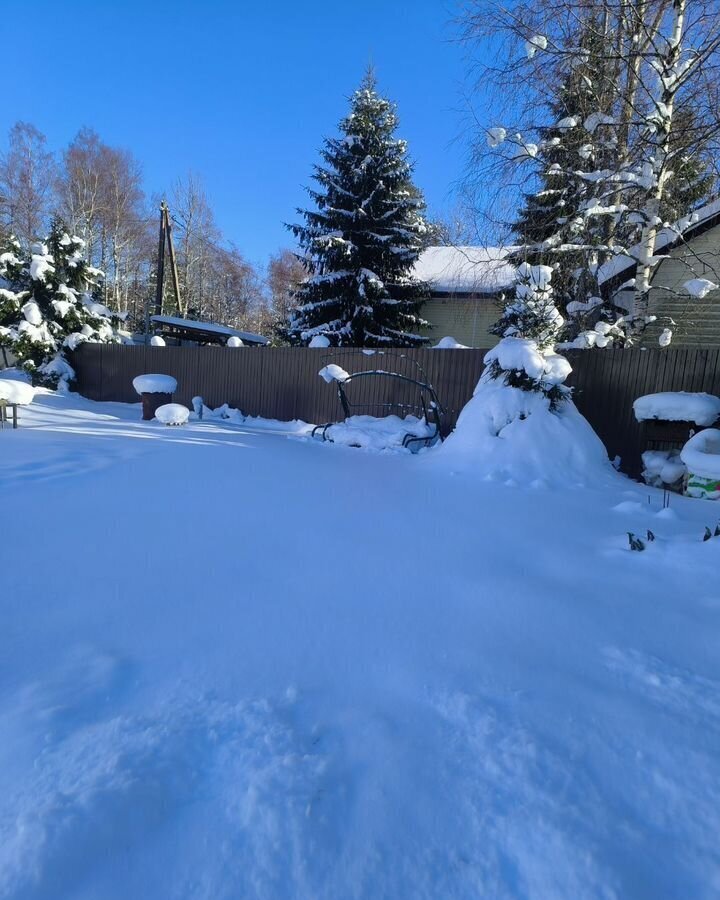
[71,344,720,476]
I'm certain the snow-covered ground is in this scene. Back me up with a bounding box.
[2,391,720,899]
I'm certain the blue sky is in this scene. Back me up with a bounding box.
[4,0,470,265]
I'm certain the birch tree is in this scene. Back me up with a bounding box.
[0,123,56,245]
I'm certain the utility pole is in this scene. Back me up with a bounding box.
[154,201,167,319]
[164,205,182,315]
[151,201,183,344]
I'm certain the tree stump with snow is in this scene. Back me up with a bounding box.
[132,374,178,421]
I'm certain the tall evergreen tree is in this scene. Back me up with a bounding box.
[284,71,431,347]
[0,218,119,387]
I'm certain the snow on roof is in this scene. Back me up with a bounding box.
[598,197,720,287]
[150,315,270,345]
[412,246,516,295]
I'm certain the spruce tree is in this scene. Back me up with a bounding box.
[0,218,119,387]
[486,263,570,407]
[284,71,431,347]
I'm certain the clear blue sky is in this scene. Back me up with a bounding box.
[4,0,469,266]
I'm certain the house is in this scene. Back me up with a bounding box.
[598,198,720,347]
[413,246,515,348]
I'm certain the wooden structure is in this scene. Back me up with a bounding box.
[0,399,18,429]
[70,344,720,476]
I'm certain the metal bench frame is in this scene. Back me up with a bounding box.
[312,355,445,452]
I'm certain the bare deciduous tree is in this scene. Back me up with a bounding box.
[0,122,56,244]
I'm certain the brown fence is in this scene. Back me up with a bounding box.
[71,344,720,476]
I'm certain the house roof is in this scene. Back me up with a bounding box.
[151,315,270,346]
[598,197,720,290]
[412,246,516,296]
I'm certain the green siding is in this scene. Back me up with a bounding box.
[640,223,720,347]
[422,295,503,347]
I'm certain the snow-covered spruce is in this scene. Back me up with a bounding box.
[435,263,608,484]
[283,70,431,348]
[0,221,120,388]
[488,263,569,407]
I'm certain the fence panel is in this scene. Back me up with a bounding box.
[70,345,720,477]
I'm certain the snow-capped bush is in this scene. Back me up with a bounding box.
[0,221,121,388]
[487,264,570,407]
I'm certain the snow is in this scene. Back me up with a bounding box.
[154,403,190,426]
[435,370,608,486]
[150,335,166,347]
[0,378,35,405]
[642,449,687,487]
[309,334,331,348]
[525,33,547,58]
[683,277,718,299]
[412,246,516,294]
[226,336,244,347]
[132,374,177,395]
[486,126,507,148]
[659,327,673,347]
[3,391,720,898]
[323,414,435,451]
[681,428,720,481]
[485,337,571,387]
[318,364,351,383]
[150,314,270,345]
[432,336,469,349]
[21,300,42,326]
[633,392,720,426]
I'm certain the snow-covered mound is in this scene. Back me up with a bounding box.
[437,373,610,485]
[682,428,720,478]
[432,336,469,349]
[324,414,435,451]
[155,403,190,426]
[0,379,35,405]
[150,335,166,347]
[309,334,331,348]
[226,336,244,347]
[642,449,686,487]
[634,392,720,425]
[132,374,177,395]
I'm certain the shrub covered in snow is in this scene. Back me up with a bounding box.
[0,221,121,388]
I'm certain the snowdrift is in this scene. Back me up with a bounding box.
[435,373,611,485]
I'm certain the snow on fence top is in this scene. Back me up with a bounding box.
[412,246,516,295]
[633,391,720,425]
[133,374,177,395]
